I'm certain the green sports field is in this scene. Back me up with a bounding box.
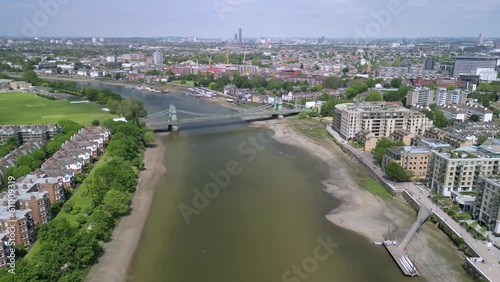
[0,92,118,125]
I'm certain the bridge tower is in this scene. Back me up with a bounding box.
[169,104,179,132]
[277,98,284,119]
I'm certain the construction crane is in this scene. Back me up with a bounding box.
[242,46,249,75]
[197,42,212,68]
[242,46,247,65]
[226,40,230,65]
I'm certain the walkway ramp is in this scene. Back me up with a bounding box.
[399,204,431,249]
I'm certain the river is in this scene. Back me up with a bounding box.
[78,82,421,282]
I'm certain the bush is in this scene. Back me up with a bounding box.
[63,200,75,213]
[70,204,82,215]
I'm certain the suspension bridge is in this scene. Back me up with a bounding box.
[140,98,305,131]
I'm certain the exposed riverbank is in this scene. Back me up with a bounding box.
[252,117,472,282]
[85,137,167,282]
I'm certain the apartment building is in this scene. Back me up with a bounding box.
[406,87,434,107]
[427,146,500,197]
[0,208,35,247]
[435,88,467,106]
[411,136,452,150]
[0,125,59,145]
[423,127,473,148]
[453,56,499,78]
[332,102,433,140]
[382,146,430,180]
[462,104,494,122]
[390,130,415,146]
[439,106,467,122]
[475,176,500,233]
[0,232,7,268]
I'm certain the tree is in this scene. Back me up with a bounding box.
[118,98,147,120]
[102,189,130,217]
[298,110,309,119]
[92,119,100,126]
[208,82,217,90]
[434,109,451,128]
[16,155,36,169]
[22,70,42,85]
[86,209,115,241]
[143,131,156,146]
[31,149,46,161]
[372,138,405,165]
[390,78,402,88]
[316,93,330,101]
[311,84,323,92]
[14,165,32,179]
[46,141,62,155]
[106,135,140,162]
[86,174,108,205]
[477,135,488,145]
[447,85,456,91]
[365,90,383,101]
[469,114,480,122]
[478,83,493,92]
[392,59,402,67]
[385,162,412,182]
[322,77,344,89]
[51,201,63,217]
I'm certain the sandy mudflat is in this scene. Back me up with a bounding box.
[85,138,167,282]
[254,118,472,282]
[257,119,407,241]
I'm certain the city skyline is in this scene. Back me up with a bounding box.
[0,0,500,38]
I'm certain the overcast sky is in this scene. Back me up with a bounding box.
[1,0,499,38]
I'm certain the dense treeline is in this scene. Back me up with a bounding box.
[21,70,147,120]
[0,120,152,281]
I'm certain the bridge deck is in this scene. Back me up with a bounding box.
[145,109,303,126]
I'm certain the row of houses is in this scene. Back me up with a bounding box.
[0,127,110,268]
[0,125,59,145]
[0,141,44,186]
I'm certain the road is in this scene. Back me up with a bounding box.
[326,127,500,282]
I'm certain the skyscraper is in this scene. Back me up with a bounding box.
[238,28,242,43]
[234,33,238,41]
[476,33,484,46]
[153,51,164,65]
[424,57,436,70]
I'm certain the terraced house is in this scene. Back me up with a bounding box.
[0,126,110,268]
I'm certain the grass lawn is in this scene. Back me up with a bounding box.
[363,178,393,200]
[24,154,108,261]
[170,80,195,86]
[0,92,117,125]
